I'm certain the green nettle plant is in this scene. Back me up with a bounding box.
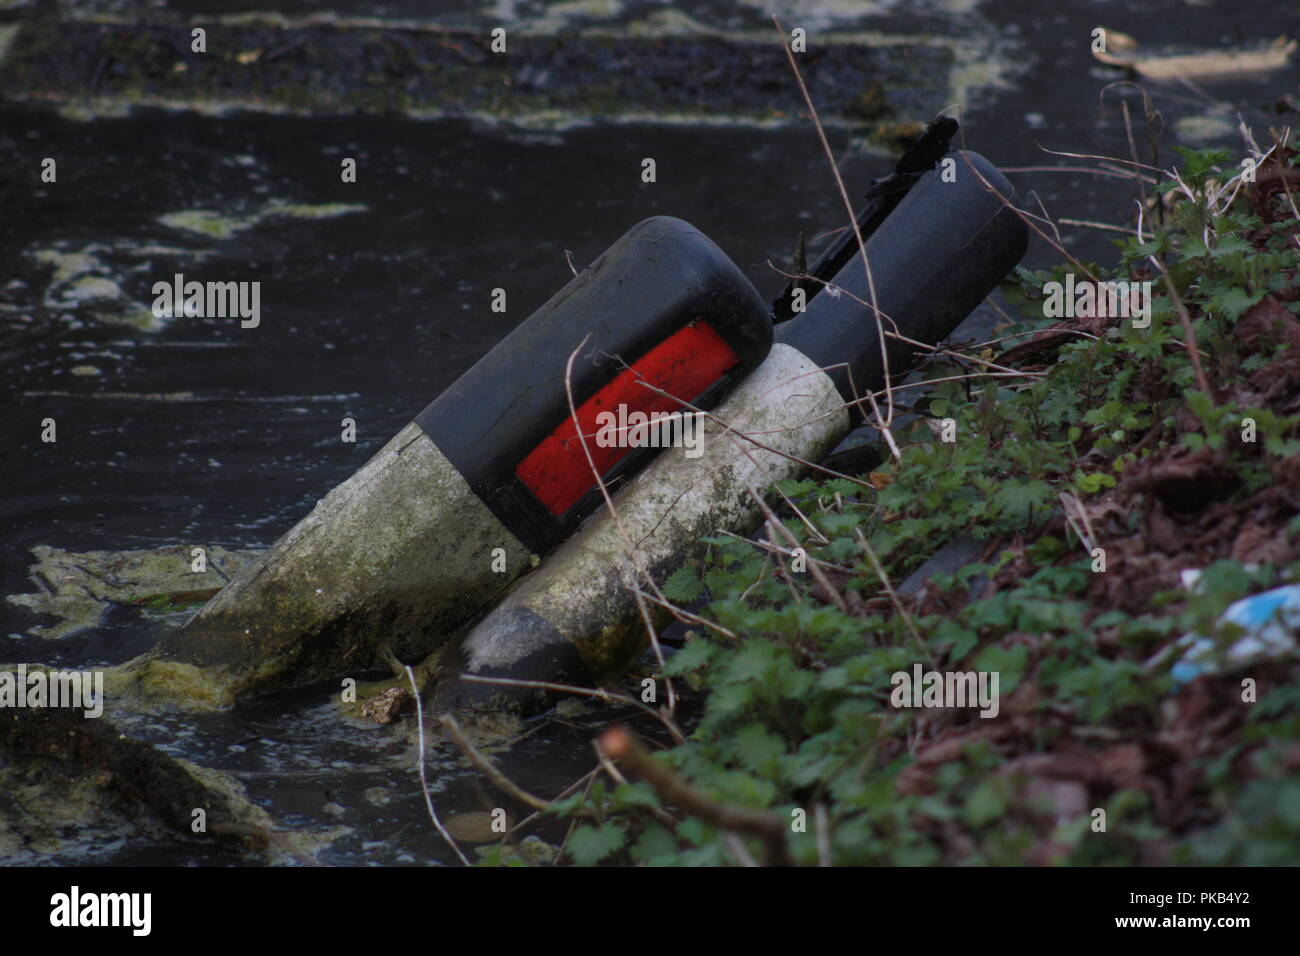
[525,140,1300,867]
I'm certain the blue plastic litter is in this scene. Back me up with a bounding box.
[1171,584,1300,683]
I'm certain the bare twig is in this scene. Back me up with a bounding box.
[600,725,794,866]
[717,530,857,574]
[1059,217,1135,235]
[773,13,899,457]
[459,673,687,747]
[406,666,471,866]
[560,338,680,718]
[508,768,599,837]
[853,528,934,666]
[440,714,553,813]
[814,803,832,867]
[743,478,849,614]
[1000,164,1148,181]
[958,150,1101,284]
[1153,259,1212,396]
[724,833,760,867]
[1059,492,1098,555]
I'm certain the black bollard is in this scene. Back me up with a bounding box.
[120,217,773,707]
[434,149,1030,713]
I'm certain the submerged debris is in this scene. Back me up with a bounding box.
[360,686,412,725]
[1094,29,1296,82]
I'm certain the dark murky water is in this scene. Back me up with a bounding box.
[2,0,1298,864]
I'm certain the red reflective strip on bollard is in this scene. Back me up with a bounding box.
[516,322,739,517]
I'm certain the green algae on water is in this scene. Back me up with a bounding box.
[6,544,262,640]
[158,202,368,239]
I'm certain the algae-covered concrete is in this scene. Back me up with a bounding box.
[123,422,533,708]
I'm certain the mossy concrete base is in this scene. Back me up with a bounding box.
[138,422,531,708]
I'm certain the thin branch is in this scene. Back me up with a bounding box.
[773,13,899,454]
[600,725,794,866]
[560,338,681,718]
[406,666,471,866]
[853,528,934,666]
[440,714,553,813]
[458,673,687,747]
[1153,258,1212,396]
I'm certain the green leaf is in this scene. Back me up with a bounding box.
[1212,286,1264,321]
[965,779,1007,827]
[947,629,980,663]
[629,823,679,864]
[1209,234,1253,258]
[665,636,716,676]
[662,565,704,603]
[991,479,1052,525]
[733,723,787,771]
[611,782,661,812]
[566,822,627,866]
[725,639,779,683]
[973,644,1028,695]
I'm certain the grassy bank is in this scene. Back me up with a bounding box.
[532,136,1300,866]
